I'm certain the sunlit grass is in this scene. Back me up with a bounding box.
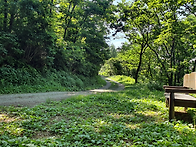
[0,75,196,146]
[108,75,135,87]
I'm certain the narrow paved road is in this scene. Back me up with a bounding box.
[0,78,124,107]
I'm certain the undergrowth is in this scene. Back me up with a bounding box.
[0,66,106,94]
[0,75,196,146]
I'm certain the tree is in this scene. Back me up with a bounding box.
[109,44,117,58]
[111,0,195,85]
[112,0,152,83]
[54,0,113,76]
[0,0,115,77]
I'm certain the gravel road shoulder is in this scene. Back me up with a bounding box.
[0,77,124,107]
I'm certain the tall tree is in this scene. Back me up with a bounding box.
[112,0,195,85]
[54,0,113,76]
[112,0,152,83]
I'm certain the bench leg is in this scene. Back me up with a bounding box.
[169,92,175,122]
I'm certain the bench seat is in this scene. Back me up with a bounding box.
[165,93,196,108]
[163,86,196,121]
[163,72,196,121]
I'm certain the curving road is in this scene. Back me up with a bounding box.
[0,77,124,107]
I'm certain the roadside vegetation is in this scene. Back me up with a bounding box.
[0,66,106,94]
[1,76,196,146]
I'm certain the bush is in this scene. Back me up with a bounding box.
[147,81,164,91]
[99,58,132,77]
[0,65,41,86]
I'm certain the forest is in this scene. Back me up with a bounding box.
[1,0,196,146]
[0,0,114,93]
[0,0,196,93]
[100,0,196,86]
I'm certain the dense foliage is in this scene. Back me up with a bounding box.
[0,0,114,92]
[0,66,106,94]
[101,0,196,85]
[1,76,196,146]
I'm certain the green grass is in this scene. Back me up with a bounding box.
[108,81,119,90]
[0,75,196,146]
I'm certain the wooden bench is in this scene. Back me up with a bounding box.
[163,72,196,122]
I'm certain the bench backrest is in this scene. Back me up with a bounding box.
[183,72,196,89]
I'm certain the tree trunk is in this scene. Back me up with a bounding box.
[148,44,171,84]
[192,60,196,72]
[63,4,76,40]
[135,44,146,83]
[50,0,53,14]
[9,14,14,32]
[169,38,175,86]
[135,56,142,83]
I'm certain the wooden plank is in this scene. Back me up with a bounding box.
[165,88,196,93]
[190,72,196,89]
[174,100,196,108]
[165,93,196,101]
[183,74,190,87]
[169,92,175,122]
[165,93,196,108]
[163,85,189,89]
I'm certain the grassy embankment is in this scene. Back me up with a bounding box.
[0,75,196,146]
[0,67,106,94]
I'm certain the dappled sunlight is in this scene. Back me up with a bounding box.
[175,106,187,112]
[137,110,167,122]
[90,89,117,92]
[107,113,134,119]
[108,75,135,86]
[138,110,161,117]
[126,123,140,129]
[174,122,196,133]
[93,119,111,127]
[107,113,141,129]
[0,113,24,136]
[92,119,113,133]
[0,113,16,123]
[3,124,24,136]
[34,131,58,139]
[130,98,167,112]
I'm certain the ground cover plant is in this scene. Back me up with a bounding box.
[0,76,196,146]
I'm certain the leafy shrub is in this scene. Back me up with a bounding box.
[0,32,23,67]
[0,65,41,87]
[108,75,135,85]
[99,58,131,76]
[147,81,164,91]
[75,78,84,88]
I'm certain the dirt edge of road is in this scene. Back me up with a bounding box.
[0,77,124,107]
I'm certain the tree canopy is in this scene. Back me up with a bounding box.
[0,0,113,77]
[106,0,196,85]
